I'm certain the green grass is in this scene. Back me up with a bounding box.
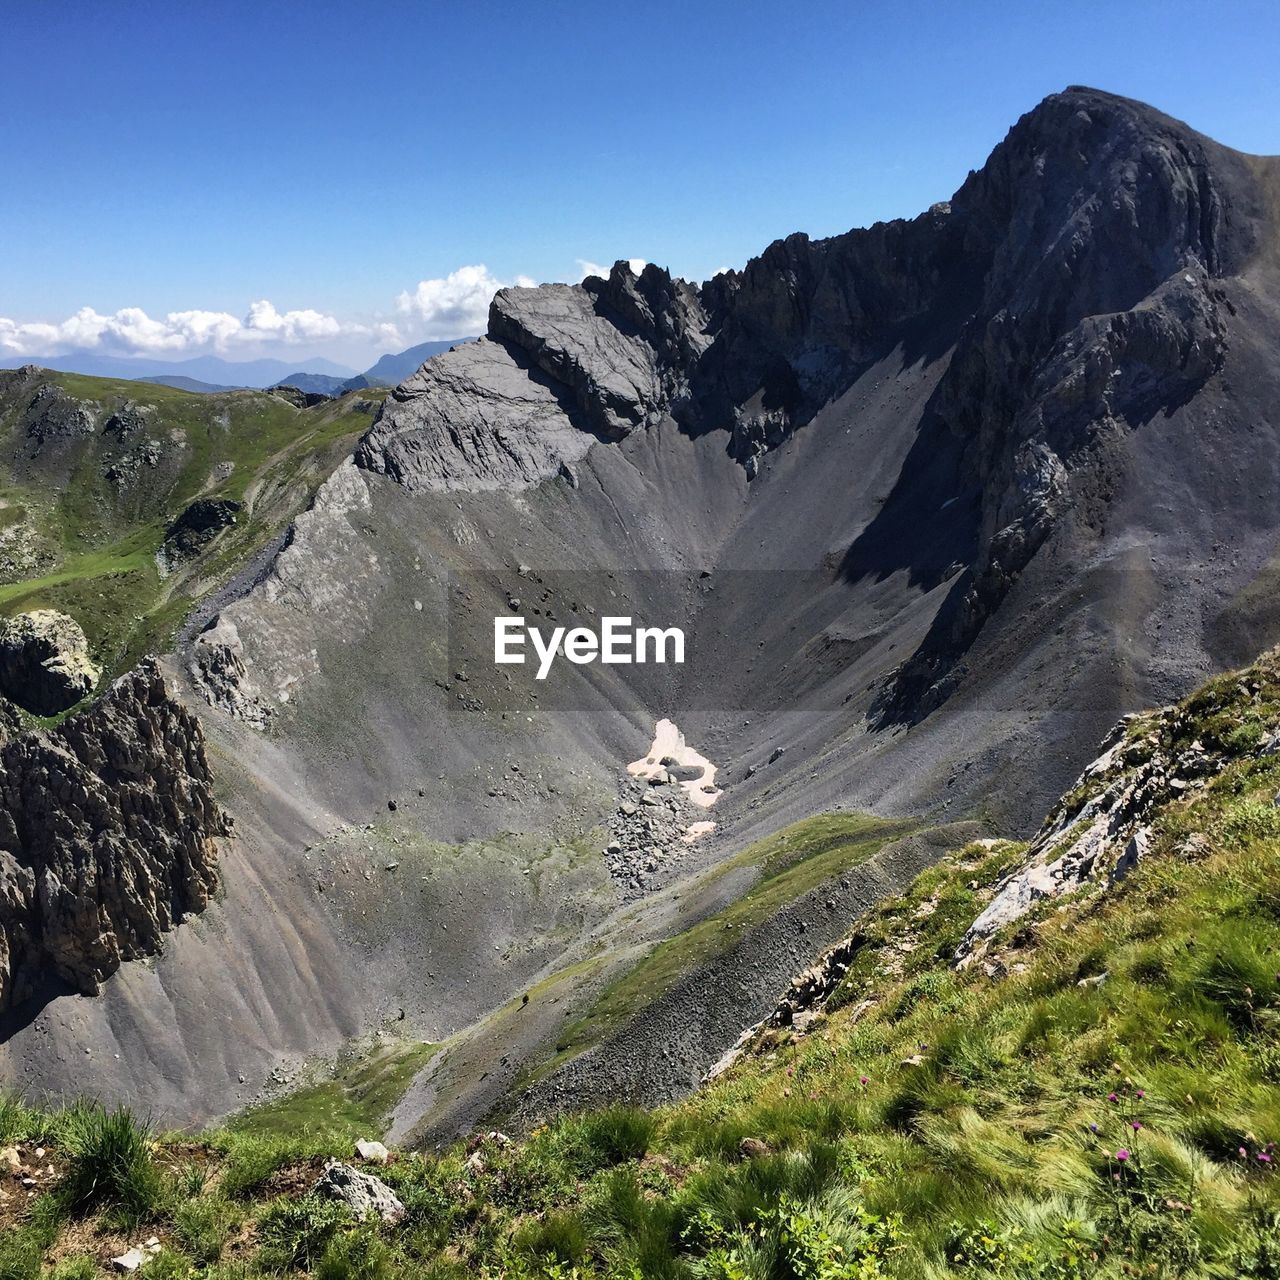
[0,550,153,604]
[58,1103,165,1228]
[225,1040,437,1147]
[536,812,914,1075]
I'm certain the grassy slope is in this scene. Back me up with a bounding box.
[532,813,916,1078]
[0,372,385,694]
[8,660,1280,1275]
[224,1041,439,1149]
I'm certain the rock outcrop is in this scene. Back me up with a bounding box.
[0,659,230,1010]
[957,649,1280,964]
[20,380,95,448]
[356,266,711,492]
[269,385,332,410]
[0,609,100,715]
[163,497,242,562]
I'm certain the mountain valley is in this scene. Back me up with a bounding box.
[2,84,1280,1278]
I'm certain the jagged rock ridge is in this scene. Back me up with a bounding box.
[957,650,1280,964]
[0,660,230,1011]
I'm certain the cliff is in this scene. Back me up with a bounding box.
[0,660,230,1011]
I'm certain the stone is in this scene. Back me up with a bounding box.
[0,1146,20,1172]
[313,1160,405,1223]
[111,1248,146,1273]
[355,1139,390,1164]
[0,609,100,714]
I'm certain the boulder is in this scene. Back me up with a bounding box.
[313,1160,405,1224]
[0,609,99,714]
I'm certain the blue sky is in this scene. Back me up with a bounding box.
[2,0,1277,370]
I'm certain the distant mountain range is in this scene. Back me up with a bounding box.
[0,352,358,387]
[356,339,469,388]
[139,374,248,393]
[0,338,477,396]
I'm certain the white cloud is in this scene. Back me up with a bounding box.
[576,258,647,282]
[0,258,671,363]
[0,300,356,358]
[242,300,343,343]
[396,264,534,339]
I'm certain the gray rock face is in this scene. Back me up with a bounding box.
[21,382,94,447]
[355,337,594,492]
[356,263,710,491]
[956,657,1280,963]
[352,88,1264,728]
[0,659,230,1010]
[312,1161,405,1224]
[0,610,100,715]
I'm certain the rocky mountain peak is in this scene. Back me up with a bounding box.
[354,86,1268,725]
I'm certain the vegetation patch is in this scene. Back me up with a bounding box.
[0,371,383,687]
[529,813,914,1084]
[226,1040,437,1147]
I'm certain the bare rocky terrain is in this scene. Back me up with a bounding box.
[1,87,1279,1140]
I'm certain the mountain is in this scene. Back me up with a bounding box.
[0,345,475,398]
[0,351,359,388]
[1,85,1279,1156]
[351,336,476,389]
[273,371,353,396]
[138,374,247,393]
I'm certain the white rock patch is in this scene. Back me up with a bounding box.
[628,718,723,808]
[682,820,717,843]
